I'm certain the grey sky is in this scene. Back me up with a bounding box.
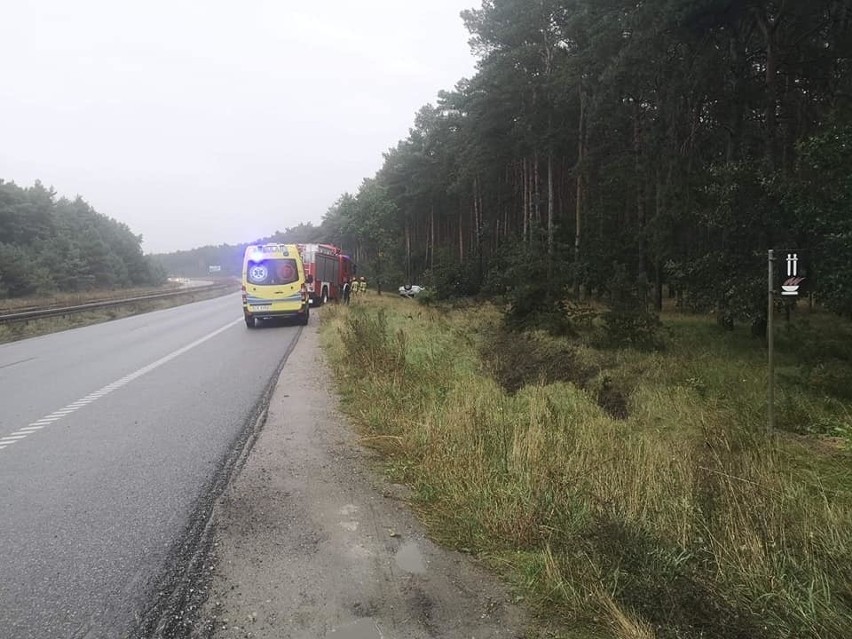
[0,1,477,253]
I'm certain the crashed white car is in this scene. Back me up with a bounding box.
[398,284,424,297]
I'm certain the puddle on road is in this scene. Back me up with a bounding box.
[395,541,427,574]
[327,617,384,638]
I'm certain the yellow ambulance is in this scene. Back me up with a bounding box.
[241,243,310,328]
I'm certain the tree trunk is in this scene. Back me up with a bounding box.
[533,153,541,225]
[634,104,647,279]
[726,30,746,163]
[523,158,530,242]
[476,177,484,283]
[655,261,663,312]
[405,223,411,283]
[755,7,782,171]
[497,186,509,246]
[765,36,779,171]
[458,203,464,262]
[574,87,586,297]
[653,176,665,312]
[547,152,554,255]
[430,205,435,271]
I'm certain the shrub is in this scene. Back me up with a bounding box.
[414,287,438,306]
[338,306,406,378]
[595,264,666,350]
[597,309,666,351]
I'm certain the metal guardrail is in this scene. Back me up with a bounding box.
[0,282,237,325]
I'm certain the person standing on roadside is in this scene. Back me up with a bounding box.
[358,276,367,295]
[342,278,351,305]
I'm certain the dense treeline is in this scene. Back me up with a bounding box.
[159,0,852,329]
[314,0,852,327]
[153,223,324,278]
[0,180,165,298]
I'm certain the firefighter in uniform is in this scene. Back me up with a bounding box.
[358,276,367,295]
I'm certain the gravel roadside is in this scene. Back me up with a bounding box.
[190,316,528,639]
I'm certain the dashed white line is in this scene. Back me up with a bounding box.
[0,317,242,455]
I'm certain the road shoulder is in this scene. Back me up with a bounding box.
[190,316,528,638]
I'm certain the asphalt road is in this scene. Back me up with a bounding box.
[0,293,301,639]
[190,320,527,639]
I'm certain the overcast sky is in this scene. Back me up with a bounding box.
[0,1,478,253]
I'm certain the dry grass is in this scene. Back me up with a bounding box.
[0,285,236,344]
[319,296,852,639]
[0,283,186,313]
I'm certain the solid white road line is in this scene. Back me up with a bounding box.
[0,317,242,455]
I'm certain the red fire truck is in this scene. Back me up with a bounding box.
[297,243,356,305]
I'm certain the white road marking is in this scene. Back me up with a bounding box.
[0,318,242,454]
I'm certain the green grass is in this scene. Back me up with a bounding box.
[319,296,852,639]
